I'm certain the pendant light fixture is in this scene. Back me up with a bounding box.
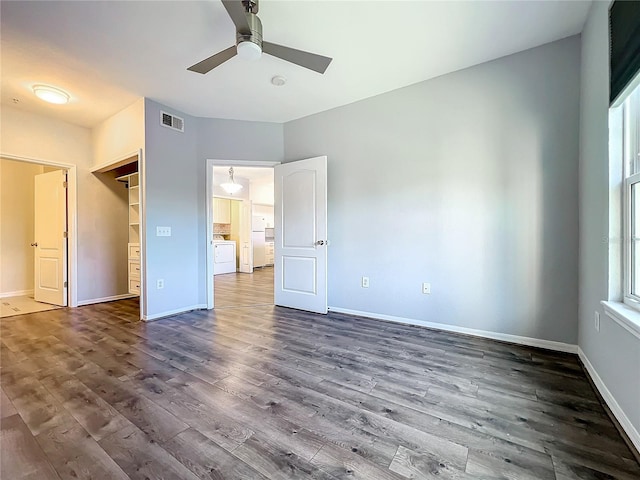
[220,167,243,195]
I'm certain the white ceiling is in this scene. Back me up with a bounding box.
[1,1,591,128]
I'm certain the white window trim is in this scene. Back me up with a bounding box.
[623,172,640,309]
[623,88,640,310]
[601,301,640,340]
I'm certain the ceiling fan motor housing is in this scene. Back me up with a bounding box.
[236,12,262,49]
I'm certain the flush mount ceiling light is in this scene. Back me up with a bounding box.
[220,167,243,195]
[32,85,70,105]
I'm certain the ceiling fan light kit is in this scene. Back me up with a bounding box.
[237,40,262,61]
[188,0,332,74]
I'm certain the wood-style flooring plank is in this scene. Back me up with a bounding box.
[98,424,201,480]
[163,427,269,480]
[35,422,130,480]
[0,386,17,418]
[389,445,475,480]
[1,414,60,480]
[231,432,339,480]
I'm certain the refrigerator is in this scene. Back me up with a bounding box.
[252,216,266,268]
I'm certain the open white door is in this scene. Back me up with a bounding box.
[34,170,67,306]
[239,199,253,273]
[274,156,327,314]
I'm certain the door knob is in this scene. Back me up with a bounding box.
[315,240,325,246]
[30,242,38,247]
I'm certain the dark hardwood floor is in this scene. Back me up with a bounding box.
[1,295,639,479]
[214,266,274,308]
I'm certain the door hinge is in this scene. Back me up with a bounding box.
[64,281,68,288]
[63,181,68,188]
[63,231,68,238]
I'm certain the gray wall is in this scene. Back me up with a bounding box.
[143,99,200,317]
[143,99,283,318]
[578,2,640,439]
[284,36,581,344]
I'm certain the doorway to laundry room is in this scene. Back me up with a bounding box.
[211,163,275,308]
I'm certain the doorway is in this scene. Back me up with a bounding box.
[206,156,328,313]
[90,150,143,318]
[210,163,276,308]
[206,160,278,308]
[0,155,78,317]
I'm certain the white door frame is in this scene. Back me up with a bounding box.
[206,159,280,309]
[0,153,78,307]
[91,149,146,320]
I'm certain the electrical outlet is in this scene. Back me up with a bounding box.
[156,226,171,237]
[594,311,600,332]
[362,276,369,288]
[422,282,431,294]
[157,279,164,289]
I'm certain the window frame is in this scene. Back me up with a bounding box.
[623,172,640,308]
[623,90,640,309]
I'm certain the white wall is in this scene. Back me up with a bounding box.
[0,159,43,296]
[251,177,274,205]
[284,36,581,345]
[578,1,640,447]
[1,106,128,303]
[92,98,144,167]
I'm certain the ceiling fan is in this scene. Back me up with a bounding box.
[188,0,332,75]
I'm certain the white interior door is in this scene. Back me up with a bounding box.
[274,156,327,314]
[239,199,253,273]
[34,170,67,306]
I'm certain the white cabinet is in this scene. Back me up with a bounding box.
[265,241,274,266]
[214,197,231,224]
[126,173,141,295]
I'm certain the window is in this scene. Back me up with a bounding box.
[623,86,640,307]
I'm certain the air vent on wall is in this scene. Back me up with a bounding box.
[160,111,184,132]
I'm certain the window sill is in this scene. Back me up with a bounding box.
[601,301,640,340]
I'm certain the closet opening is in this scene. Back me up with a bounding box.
[91,151,143,318]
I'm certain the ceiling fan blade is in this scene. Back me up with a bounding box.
[262,41,332,74]
[187,45,237,74]
[221,0,251,33]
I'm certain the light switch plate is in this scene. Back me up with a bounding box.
[156,226,171,237]
[422,283,431,294]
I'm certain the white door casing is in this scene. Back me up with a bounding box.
[34,170,67,306]
[274,156,327,314]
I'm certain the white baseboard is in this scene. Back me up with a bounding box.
[77,293,138,306]
[0,289,34,299]
[143,304,207,322]
[327,307,578,353]
[578,347,640,453]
